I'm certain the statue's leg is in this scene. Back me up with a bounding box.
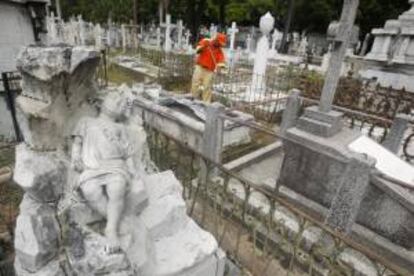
[105,177,127,253]
[81,182,107,217]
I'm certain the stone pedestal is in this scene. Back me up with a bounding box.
[297,106,343,138]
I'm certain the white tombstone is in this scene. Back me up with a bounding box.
[269,28,282,57]
[47,12,59,45]
[163,14,174,52]
[321,43,333,73]
[298,34,308,56]
[210,24,217,38]
[184,29,191,49]
[249,12,274,96]
[245,34,252,54]
[78,15,86,45]
[94,23,104,49]
[228,22,238,50]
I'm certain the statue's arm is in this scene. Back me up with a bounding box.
[72,136,84,172]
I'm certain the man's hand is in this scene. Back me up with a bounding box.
[216,64,228,75]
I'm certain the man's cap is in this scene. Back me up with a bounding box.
[215,33,227,46]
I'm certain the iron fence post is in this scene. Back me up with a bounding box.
[2,73,23,142]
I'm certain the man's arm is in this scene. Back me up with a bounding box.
[196,39,209,54]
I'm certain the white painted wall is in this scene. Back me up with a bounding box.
[0,2,35,74]
[0,2,36,141]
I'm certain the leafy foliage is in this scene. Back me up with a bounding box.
[61,0,410,37]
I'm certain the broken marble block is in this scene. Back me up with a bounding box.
[16,46,100,150]
[14,144,66,202]
[14,195,61,272]
[14,258,65,276]
[141,171,225,276]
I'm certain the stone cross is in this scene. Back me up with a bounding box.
[319,0,360,113]
[47,12,58,44]
[161,14,175,52]
[228,22,239,50]
[245,34,252,53]
[78,15,86,45]
[271,29,281,51]
[184,29,191,49]
[94,23,103,49]
[210,24,217,38]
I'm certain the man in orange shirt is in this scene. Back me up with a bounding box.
[191,33,227,103]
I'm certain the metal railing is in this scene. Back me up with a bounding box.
[141,104,410,276]
[0,144,20,276]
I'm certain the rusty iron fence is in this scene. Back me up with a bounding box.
[0,144,20,276]
[135,46,194,90]
[212,66,300,124]
[0,72,23,143]
[141,104,411,276]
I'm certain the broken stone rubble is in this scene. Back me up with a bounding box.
[12,45,225,276]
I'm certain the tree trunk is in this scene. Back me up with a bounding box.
[280,0,295,53]
[159,1,164,24]
[133,0,138,25]
[219,2,226,26]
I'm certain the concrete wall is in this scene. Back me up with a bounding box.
[0,2,35,74]
[0,2,35,141]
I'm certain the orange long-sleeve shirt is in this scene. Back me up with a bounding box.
[196,39,225,72]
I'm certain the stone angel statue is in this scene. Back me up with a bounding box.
[71,92,136,254]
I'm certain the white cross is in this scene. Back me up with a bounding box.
[228,22,239,50]
[160,14,176,52]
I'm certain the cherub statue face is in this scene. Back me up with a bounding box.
[101,93,131,121]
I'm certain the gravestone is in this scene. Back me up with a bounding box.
[161,14,175,52]
[278,0,414,256]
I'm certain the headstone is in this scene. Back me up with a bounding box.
[47,12,59,44]
[161,14,174,52]
[94,23,103,49]
[184,29,191,50]
[249,12,275,96]
[321,43,333,73]
[228,22,238,51]
[269,28,282,57]
[78,15,86,45]
[298,34,308,57]
[245,34,252,54]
